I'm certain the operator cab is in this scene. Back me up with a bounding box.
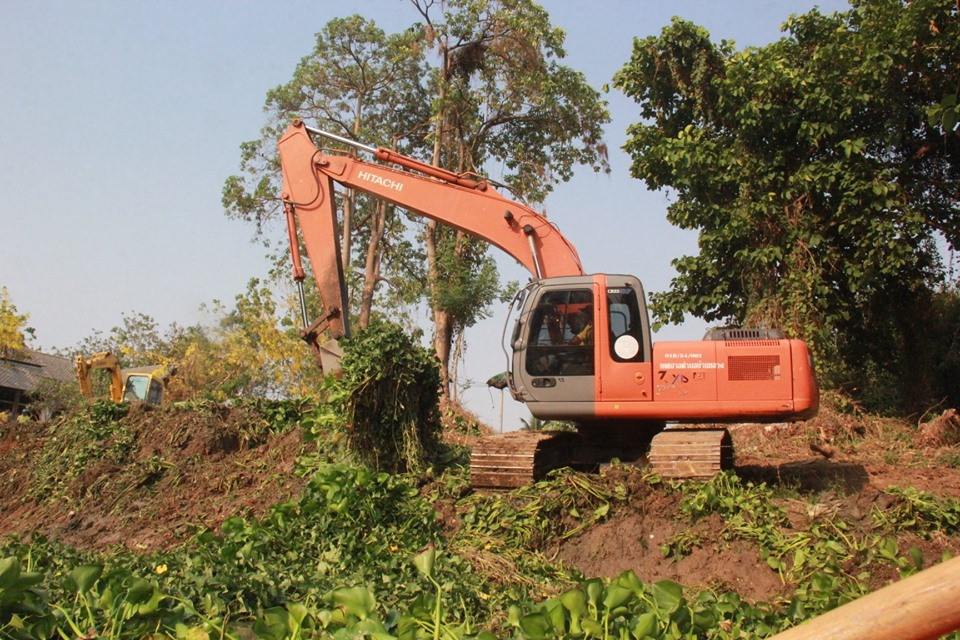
[509,274,653,420]
[122,373,164,405]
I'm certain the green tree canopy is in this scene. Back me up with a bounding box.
[614,0,959,411]
[223,2,611,397]
[411,0,611,395]
[222,15,430,330]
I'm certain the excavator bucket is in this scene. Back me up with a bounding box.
[316,339,344,375]
[300,318,345,375]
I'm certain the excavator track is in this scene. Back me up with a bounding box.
[647,428,733,478]
[470,426,733,489]
[470,431,581,489]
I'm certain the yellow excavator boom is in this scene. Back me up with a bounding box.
[76,351,124,402]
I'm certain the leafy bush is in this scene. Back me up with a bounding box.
[324,322,442,474]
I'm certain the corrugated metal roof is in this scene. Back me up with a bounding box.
[0,349,75,393]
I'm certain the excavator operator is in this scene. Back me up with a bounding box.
[567,308,593,346]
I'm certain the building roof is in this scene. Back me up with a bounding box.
[0,349,75,393]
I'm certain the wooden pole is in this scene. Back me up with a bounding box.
[770,555,960,640]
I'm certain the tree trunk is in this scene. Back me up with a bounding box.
[451,329,465,402]
[358,200,387,329]
[425,217,453,395]
[427,56,455,397]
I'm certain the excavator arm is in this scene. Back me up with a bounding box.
[76,352,124,402]
[277,119,584,368]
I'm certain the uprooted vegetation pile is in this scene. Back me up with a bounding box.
[3,330,960,638]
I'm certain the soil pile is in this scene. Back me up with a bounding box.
[555,414,960,598]
[0,403,308,551]
[2,401,960,600]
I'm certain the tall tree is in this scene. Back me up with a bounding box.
[614,0,959,411]
[413,0,610,394]
[224,4,610,398]
[223,16,430,330]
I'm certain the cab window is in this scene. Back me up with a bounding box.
[525,289,594,376]
[607,287,645,362]
[123,375,149,401]
[147,380,163,405]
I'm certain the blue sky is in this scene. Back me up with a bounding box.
[1,0,850,428]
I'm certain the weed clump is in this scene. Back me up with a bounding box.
[328,322,442,474]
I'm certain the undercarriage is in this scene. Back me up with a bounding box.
[469,424,733,489]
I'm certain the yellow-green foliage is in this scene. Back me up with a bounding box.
[0,287,31,357]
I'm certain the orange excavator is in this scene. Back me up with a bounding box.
[277,119,818,488]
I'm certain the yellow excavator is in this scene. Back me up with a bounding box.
[75,351,165,405]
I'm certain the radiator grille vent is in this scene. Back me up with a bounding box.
[704,327,785,341]
[729,355,781,381]
[725,340,781,347]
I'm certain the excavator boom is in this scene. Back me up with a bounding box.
[278,119,584,368]
[279,120,584,282]
[76,352,124,402]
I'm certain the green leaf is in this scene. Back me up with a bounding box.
[126,577,154,605]
[794,548,806,569]
[615,570,644,594]
[136,588,165,615]
[545,601,566,632]
[602,585,633,611]
[585,578,603,610]
[253,607,291,640]
[177,626,210,640]
[414,547,436,579]
[908,547,924,570]
[581,618,603,636]
[878,538,898,560]
[66,564,103,595]
[287,601,310,626]
[559,588,587,616]
[632,612,657,638]
[0,557,20,589]
[330,586,376,620]
[518,611,553,640]
[943,108,958,132]
[652,579,683,612]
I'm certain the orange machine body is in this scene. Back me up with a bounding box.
[509,273,817,424]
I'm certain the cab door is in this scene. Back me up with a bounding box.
[597,276,654,408]
[511,278,598,419]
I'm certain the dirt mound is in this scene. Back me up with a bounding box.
[553,416,960,600]
[0,403,309,551]
[554,487,784,601]
[3,401,960,601]
[731,416,960,497]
